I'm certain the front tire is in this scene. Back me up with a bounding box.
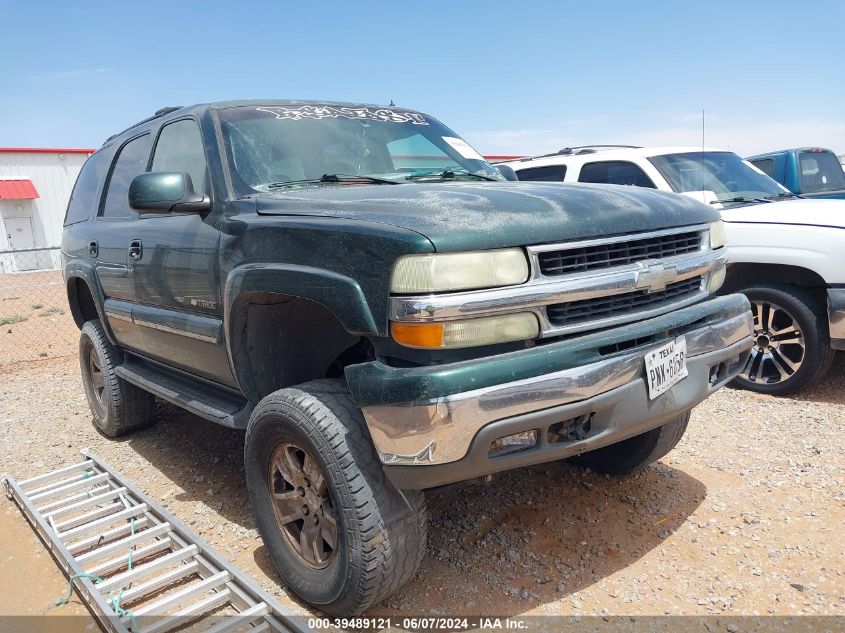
[79,320,155,438]
[244,379,426,616]
[569,412,690,475]
[731,285,835,395]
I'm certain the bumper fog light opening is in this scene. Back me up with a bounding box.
[548,413,593,444]
[489,430,538,458]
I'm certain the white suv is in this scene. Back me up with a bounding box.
[501,146,845,395]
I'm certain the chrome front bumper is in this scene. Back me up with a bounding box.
[829,309,845,340]
[827,288,845,347]
[362,307,753,470]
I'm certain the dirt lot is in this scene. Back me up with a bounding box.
[0,505,94,633]
[0,270,76,365]
[1,356,843,624]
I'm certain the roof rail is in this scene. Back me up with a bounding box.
[513,148,578,162]
[154,106,182,117]
[512,144,642,162]
[568,144,642,150]
[103,105,184,145]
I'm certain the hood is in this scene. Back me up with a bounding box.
[720,197,845,229]
[253,182,719,251]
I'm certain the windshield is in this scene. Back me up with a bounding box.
[649,151,785,202]
[216,104,503,194]
[799,150,845,193]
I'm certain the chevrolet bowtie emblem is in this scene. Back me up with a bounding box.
[636,262,676,293]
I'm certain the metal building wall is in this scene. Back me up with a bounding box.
[0,149,91,270]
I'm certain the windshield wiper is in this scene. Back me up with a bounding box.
[405,169,497,182]
[764,192,801,200]
[267,173,399,189]
[710,196,770,205]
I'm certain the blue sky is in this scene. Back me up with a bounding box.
[1,0,843,156]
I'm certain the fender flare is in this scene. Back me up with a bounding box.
[224,263,379,335]
[223,264,380,397]
[63,260,118,345]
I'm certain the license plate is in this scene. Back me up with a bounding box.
[645,336,688,400]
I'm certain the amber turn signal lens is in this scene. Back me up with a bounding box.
[391,313,539,349]
[391,322,445,349]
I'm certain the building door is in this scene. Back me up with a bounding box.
[4,216,37,271]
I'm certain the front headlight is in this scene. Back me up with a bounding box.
[390,249,530,293]
[391,313,540,349]
[709,220,727,249]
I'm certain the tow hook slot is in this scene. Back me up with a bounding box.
[547,413,593,444]
[709,351,748,386]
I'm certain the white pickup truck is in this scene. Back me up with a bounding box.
[502,146,845,395]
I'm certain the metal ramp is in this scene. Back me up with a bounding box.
[3,449,307,633]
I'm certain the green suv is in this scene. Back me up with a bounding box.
[62,101,753,615]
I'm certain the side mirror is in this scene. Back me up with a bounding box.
[495,164,519,181]
[129,172,211,213]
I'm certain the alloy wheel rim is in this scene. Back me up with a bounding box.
[268,442,338,569]
[87,347,106,408]
[740,300,805,384]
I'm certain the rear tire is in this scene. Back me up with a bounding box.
[731,285,835,396]
[569,412,690,475]
[244,379,427,616]
[79,320,156,438]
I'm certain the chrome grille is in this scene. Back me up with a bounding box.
[546,276,703,327]
[389,223,724,340]
[537,230,703,277]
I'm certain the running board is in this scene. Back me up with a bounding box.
[3,450,307,633]
[115,358,250,429]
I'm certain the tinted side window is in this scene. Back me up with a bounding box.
[151,120,208,191]
[579,161,656,188]
[64,151,109,226]
[101,135,153,218]
[515,164,567,181]
[750,158,774,177]
[798,151,845,192]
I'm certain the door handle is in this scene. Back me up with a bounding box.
[88,241,98,257]
[128,239,143,261]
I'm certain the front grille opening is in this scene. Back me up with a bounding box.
[599,334,660,356]
[538,230,703,277]
[547,414,593,444]
[547,276,703,327]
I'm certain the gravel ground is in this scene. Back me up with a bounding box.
[0,355,843,622]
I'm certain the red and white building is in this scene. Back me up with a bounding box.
[0,147,93,271]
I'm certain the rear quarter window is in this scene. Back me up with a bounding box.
[64,151,109,226]
[578,161,656,188]
[515,164,567,181]
[749,158,775,177]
